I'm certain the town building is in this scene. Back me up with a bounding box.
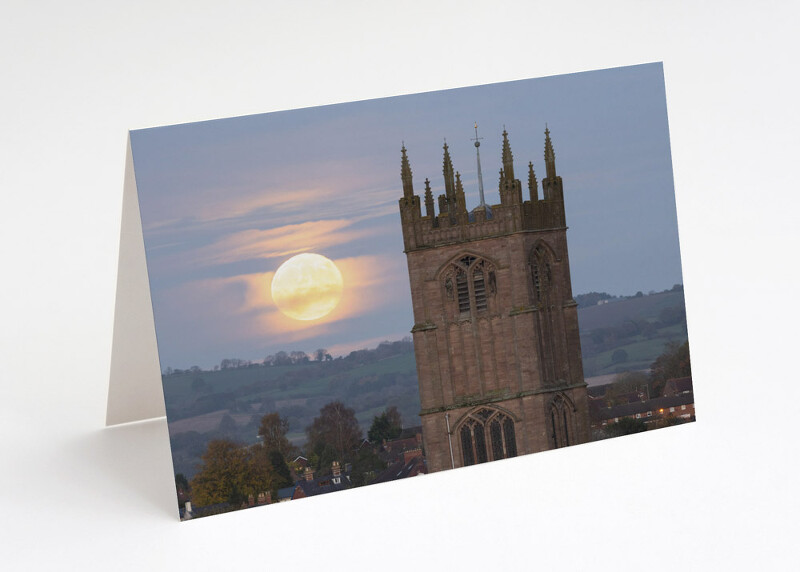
[398,126,590,472]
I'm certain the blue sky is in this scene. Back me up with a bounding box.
[131,62,682,370]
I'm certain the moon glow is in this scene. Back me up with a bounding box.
[271,253,344,321]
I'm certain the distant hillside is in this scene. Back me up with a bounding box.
[576,287,688,378]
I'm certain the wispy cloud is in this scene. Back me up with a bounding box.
[195,219,376,266]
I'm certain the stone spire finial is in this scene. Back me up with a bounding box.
[501,128,515,182]
[528,161,539,201]
[442,141,456,198]
[424,177,435,218]
[544,125,556,179]
[455,171,467,214]
[401,143,414,198]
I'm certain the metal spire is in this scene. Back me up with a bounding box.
[471,122,487,208]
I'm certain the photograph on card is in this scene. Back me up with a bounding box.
[131,62,694,520]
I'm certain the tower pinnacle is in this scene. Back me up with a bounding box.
[544,125,556,179]
[401,144,414,198]
[501,128,515,182]
[528,161,539,201]
[424,178,435,218]
[442,141,456,199]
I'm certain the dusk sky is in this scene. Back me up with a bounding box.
[131,62,682,371]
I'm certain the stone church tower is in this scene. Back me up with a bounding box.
[399,126,590,473]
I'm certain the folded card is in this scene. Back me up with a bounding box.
[108,62,695,521]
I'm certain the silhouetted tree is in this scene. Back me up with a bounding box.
[650,341,691,397]
[306,400,362,466]
[257,412,296,458]
[604,416,647,438]
[367,406,403,443]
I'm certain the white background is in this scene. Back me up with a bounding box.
[2,1,798,570]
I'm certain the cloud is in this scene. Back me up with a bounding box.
[191,186,337,224]
[193,219,377,267]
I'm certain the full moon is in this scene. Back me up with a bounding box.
[271,253,344,321]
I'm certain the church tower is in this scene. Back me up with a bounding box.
[398,126,590,473]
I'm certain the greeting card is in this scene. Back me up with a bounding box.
[108,63,694,520]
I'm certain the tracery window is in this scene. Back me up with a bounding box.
[458,408,517,466]
[548,394,574,449]
[530,244,553,304]
[443,255,496,317]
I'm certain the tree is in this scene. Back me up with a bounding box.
[257,412,296,458]
[605,370,650,406]
[190,439,275,507]
[367,406,403,443]
[611,349,629,364]
[604,416,647,438]
[306,400,363,466]
[314,348,328,362]
[350,447,387,487]
[290,350,308,364]
[175,473,189,490]
[267,450,294,489]
[650,341,691,397]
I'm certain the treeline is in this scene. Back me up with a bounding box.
[164,337,413,376]
[583,303,687,355]
[575,283,683,308]
[166,339,416,422]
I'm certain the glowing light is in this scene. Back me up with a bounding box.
[270,253,344,321]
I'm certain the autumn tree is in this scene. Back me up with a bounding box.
[190,439,276,507]
[257,412,296,458]
[367,405,403,443]
[306,400,363,467]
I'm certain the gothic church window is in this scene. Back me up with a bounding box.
[456,269,470,313]
[473,269,487,311]
[459,408,517,467]
[445,255,495,317]
[548,395,574,449]
[531,244,553,304]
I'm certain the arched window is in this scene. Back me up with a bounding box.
[531,245,553,304]
[473,269,487,311]
[456,269,470,313]
[443,255,496,317]
[458,408,517,466]
[548,394,574,449]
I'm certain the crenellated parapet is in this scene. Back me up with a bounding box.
[399,127,568,252]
